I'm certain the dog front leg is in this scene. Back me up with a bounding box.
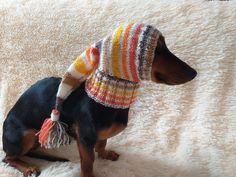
[95,139,120,161]
[77,141,95,177]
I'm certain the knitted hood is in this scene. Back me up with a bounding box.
[55,23,161,109]
[85,23,161,108]
[38,23,161,148]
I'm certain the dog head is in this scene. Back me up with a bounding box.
[151,35,197,85]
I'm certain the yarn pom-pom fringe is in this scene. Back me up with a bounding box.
[36,110,70,149]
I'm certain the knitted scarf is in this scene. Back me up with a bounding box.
[37,23,161,148]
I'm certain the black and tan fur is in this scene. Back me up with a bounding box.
[2,35,197,177]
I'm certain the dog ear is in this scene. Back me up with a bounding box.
[151,36,197,85]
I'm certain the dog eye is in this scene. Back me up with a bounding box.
[155,46,162,54]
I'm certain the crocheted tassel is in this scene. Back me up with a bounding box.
[37,109,70,149]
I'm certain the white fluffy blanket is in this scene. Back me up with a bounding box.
[0,0,235,177]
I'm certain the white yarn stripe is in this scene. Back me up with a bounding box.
[99,36,110,73]
[79,51,94,71]
[51,112,59,121]
[108,28,118,76]
[56,82,73,100]
[135,25,148,80]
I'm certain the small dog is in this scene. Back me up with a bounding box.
[2,24,197,177]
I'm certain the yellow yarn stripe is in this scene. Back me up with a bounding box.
[112,26,123,77]
[73,56,92,75]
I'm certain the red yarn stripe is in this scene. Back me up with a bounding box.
[129,24,144,82]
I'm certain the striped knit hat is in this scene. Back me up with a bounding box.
[37,23,161,148]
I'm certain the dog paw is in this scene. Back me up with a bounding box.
[98,150,120,161]
[23,167,40,177]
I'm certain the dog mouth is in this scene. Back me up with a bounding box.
[154,72,171,84]
[154,72,187,85]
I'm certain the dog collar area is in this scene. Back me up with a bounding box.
[85,70,139,109]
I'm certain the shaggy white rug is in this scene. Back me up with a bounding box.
[0,0,235,177]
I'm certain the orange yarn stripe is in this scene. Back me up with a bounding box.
[122,23,133,80]
[86,48,91,64]
[90,48,100,67]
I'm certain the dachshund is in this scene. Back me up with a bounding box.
[2,34,197,177]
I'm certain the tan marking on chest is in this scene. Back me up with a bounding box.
[98,123,126,140]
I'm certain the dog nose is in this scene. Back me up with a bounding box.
[185,68,197,81]
[190,69,197,80]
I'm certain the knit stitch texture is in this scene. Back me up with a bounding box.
[56,23,160,108]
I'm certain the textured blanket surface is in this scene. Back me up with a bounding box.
[0,0,236,177]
